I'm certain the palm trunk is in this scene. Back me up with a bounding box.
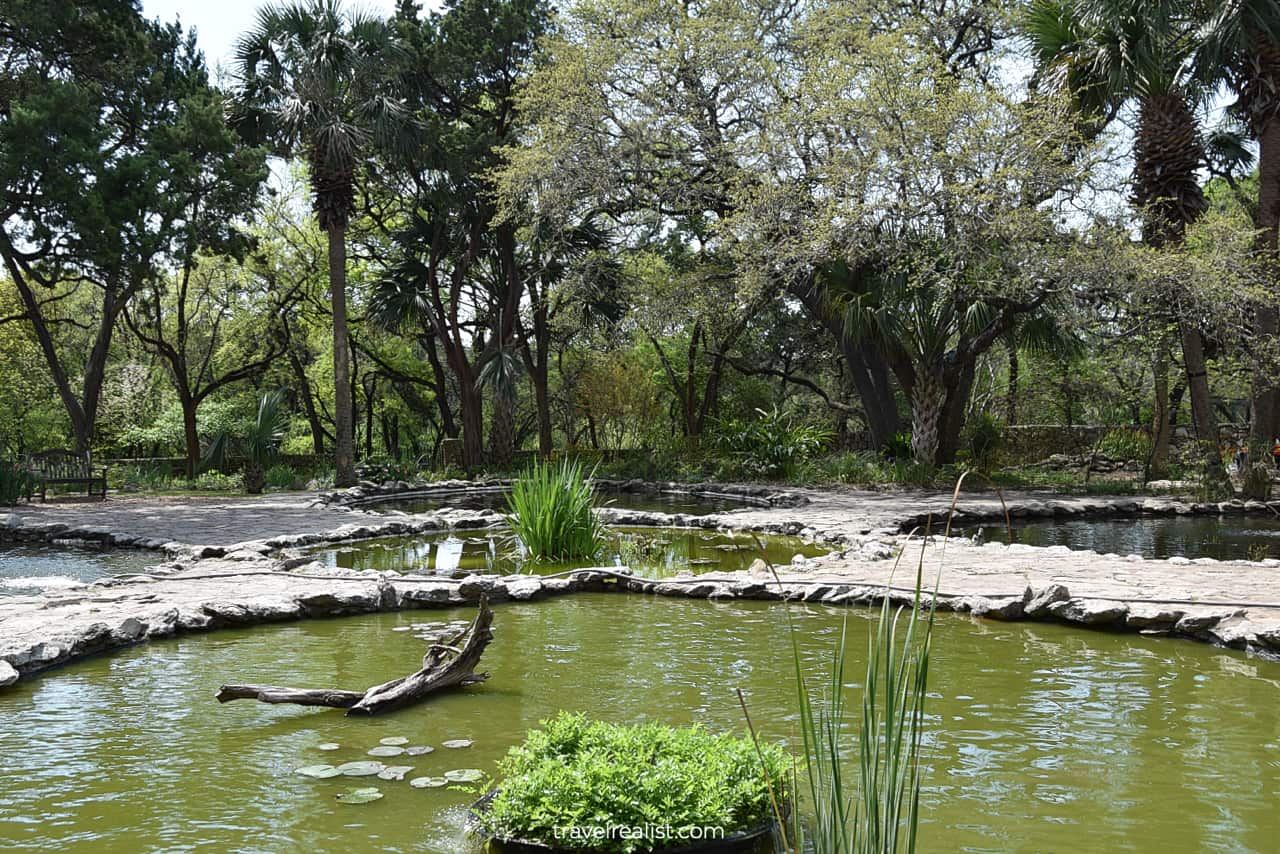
[910,371,945,466]
[488,393,516,467]
[329,223,356,486]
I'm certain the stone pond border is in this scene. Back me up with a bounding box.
[5,481,1280,690]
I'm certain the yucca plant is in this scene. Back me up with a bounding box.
[505,457,606,562]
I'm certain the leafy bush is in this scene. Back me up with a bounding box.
[1098,427,1152,462]
[0,460,34,505]
[506,457,607,561]
[110,462,175,492]
[963,412,1004,471]
[480,712,789,853]
[880,431,913,461]
[191,471,242,491]
[265,464,298,490]
[712,406,831,479]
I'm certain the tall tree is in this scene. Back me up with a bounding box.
[1026,0,1232,492]
[1194,2,1280,453]
[230,0,407,486]
[0,1,265,451]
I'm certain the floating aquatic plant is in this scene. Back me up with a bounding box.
[335,787,383,805]
[441,739,472,749]
[335,761,384,777]
[295,764,341,779]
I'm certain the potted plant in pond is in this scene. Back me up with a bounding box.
[472,712,789,853]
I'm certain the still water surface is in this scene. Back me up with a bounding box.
[0,595,1276,852]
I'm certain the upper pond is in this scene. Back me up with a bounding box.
[0,543,160,596]
[981,515,1280,562]
[0,595,1275,852]
[306,527,832,578]
[364,488,758,516]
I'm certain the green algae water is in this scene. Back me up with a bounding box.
[1,595,1277,853]
[307,527,831,578]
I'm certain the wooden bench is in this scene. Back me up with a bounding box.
[22,450,108,502]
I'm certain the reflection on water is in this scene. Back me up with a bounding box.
[307,527,831,579]
[0,543,159,595]
[0,596,1276,853]
[983,516,1280,561]
[367,489,755,516]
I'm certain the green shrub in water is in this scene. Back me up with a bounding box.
[506,458,606,561]
[479,712,789,852]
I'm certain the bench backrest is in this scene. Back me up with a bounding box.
[24,449,93,478]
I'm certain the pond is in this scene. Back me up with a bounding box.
[306,527,832,579]
[0,542,160,596]
[979,515,1280,562]
[0,595,1275,852]
[365,489,758,517]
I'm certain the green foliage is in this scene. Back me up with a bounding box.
[506,458,607,561]
[881,432,914,462]
[786,548,935,853]
[963,413,1004,471]
[1097,428,1153,463]
[265,464,299,490]
[0,460,34,505]
[712,406,831,479]
[803,452,939,488]
[480,712,788,853]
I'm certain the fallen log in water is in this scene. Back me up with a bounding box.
[215,596,494,716]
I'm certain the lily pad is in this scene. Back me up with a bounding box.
[295,764,341,779]
[441,739,473,749]
[405,745,434,756]
[335,786,383,805]
[377,765,415,781]
[316,743,341,752]
[368,745,406,757]
[444,768,483,783]
[336,761,385,776]
[409,776,449,788]
[379,736,409,746]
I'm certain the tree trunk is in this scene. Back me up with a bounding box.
[329,223,356,486]
[1180,321,1231,495]
[1150,335,1172,478]
[1251,118,1280,453]
[936,362,975,465]
[1005,344,1019,425]
[459,383,485,468]
[910,371,945,466]
[488,392,516,467]
[182,396,200,479]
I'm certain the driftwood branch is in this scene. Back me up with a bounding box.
[215,597,494,716]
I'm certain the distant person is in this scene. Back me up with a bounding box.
[1272,439,1280,470]
[1237,443,1248,473]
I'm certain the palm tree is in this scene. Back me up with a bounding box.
[229,0,406,487]
[1194,2,1280,455]
[1025,0,1232,494]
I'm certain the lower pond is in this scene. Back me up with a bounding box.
[0,543,160,596]
[1,595,1276,852]
[983,515,1280,562]
[365,489,758,516]
[306,527,832,578]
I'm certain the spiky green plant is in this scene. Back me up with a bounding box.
[505,457,607,561]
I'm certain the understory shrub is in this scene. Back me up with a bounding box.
[506,457,607,561]
[712,406,831,478]
[265,464,298,490]
[1097,427,1152,462]
[0,460,34,505]
[479,713,788,853]
[963,412,1004,471]
[880,431,913,461]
